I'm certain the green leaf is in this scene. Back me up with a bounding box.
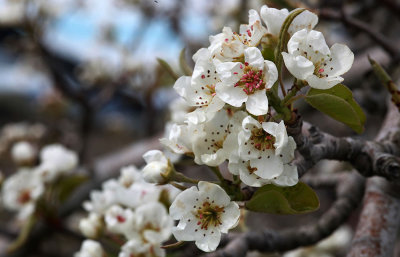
[157,58,179,80]
[7,214,36,253]
[246,182,319,214]
[305,84,366,134]
[179,48,193,76]
[56,174,88,202]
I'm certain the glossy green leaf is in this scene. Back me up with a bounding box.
[305,84,366,134]
[245,182,319,214]
[57,174,88,202]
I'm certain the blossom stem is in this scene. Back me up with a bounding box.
[210,166,225,182]
[170,182,189,191]
[170,171,200,184]
[279,75,287,97]
[285,94,306,106]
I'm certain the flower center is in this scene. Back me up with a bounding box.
[250,128,276,151]
[117,215,126,223]
[196,201,224,230]
[18,190,31,204]
[234,64,265,95]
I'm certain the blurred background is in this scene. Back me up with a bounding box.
[0,0,399,256]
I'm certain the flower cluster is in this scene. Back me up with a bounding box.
[77,3,355,255]
[78,165,180,257]
[1,144,78,220]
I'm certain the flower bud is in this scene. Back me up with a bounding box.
[79,212,103,238]
[141,150,170,184]
[11,141,36,166]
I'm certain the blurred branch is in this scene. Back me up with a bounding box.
[319,8,400,58]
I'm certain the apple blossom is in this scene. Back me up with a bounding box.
[169,181,240,252]
[79,212,103,238]
[282,29,354,89]
[104,205,135,236]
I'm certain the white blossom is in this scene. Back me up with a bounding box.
[235,117,296,181]
[142,150,169,184]
[170,181,240,252]
[1,169,44,220]
[79,212,103,238]
[160,122,200,154]
[119,240,165,257]
[282,29,354,89]
[260,5,318,36]
[216,47,277,116]
[192,109,246,166]
[74,240,104,257]
[174,48,225,124]
[209,10,266,61]
[104,205,135,236]
[127,202,173,244]
[11,141,36,165]
[36,144,78,182]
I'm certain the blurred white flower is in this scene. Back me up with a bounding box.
[104,205,135,236]
[282,29,354,89]
[170,181,240,252]
[11,141,36,165]
[118,165,143,188]
[79,212,103,239]
[2,169,44,220]
[119,240,165,257]
[74,239,105,257]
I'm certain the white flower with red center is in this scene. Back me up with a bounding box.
[228,159,298,187]
[209,10,266,61]
[119,240,165,257]
[282,29,354,89]
[142,150,169,184]
[237,117,296,180]
[2,169,44,220]
[260,5,318,37]
[74,240,105,257]
[169,181,240,252]
[104,205,135,236]
[192,109,246,166]
[174,48,225,124]
[215,47,277,116]
[127,202,173,245]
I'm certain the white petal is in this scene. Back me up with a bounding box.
[206,96,225,113]
[143,150,168,164]
[282,52,314,80]
[173,76,192,99]
[273,164,298,186]
[198,181,230,206]
[251,153,284,179]
[306,30,330,56]
[193,48,210,63]
[325,43,354,76]
[244,47,264,70]
[288,10,318,35]
[194,229,221,252]
[215,82,247,107]
[169,186,198,220]
[260,5,289,36]
[287,28,308,54]
[245,90,269,116]
[219,201,240,233]
[279,137,297,163]
[216,61,243,85]
[306,74,343,89]
[264,60,278,89]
